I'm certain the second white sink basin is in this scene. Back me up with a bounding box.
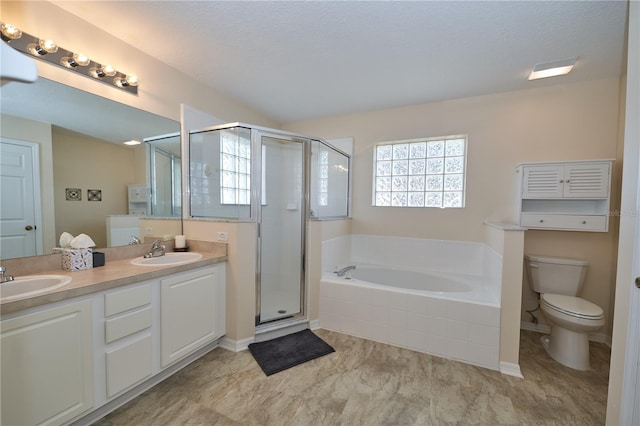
[1,275,72,302]
[130,252,203,267]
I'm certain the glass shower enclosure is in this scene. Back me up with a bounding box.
[188,123,350,327]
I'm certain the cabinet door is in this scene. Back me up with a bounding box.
[160,266,221,367]
[522,165,564,198]
[563,162,610,198]
[1,300,93,426]
[105,334,152,398]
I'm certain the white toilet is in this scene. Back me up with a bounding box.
[525,254,605,371]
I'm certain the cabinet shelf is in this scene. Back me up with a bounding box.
[516,160,613,232]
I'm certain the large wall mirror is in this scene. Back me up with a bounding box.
[0,77,180,260]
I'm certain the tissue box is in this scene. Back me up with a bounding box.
[62,248,93,271]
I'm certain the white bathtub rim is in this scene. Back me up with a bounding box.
[327,263,500,295]
[321,269,500,307]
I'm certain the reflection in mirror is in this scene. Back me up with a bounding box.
[146,133,181,217]
[0,77,180,260]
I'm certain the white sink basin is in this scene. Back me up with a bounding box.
[0,275,72,302]
[130,252,203,266]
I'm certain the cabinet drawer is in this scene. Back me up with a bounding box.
[105,307,152,343]
[105,283,151,316]
[521,213,607,231]
[105,334,152,398]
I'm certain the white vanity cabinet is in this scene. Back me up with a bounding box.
[516,160,613,232]
[1,299,94,426]
[0,261,226,425]
[160,265,225,367]
[103,282,154,399]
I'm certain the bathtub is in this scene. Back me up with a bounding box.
[319,235,502,371]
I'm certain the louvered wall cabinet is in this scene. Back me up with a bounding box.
[515,160,613,232]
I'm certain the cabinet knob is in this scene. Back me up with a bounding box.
[566,179,570,183]
[559,180,564,183]
[582,220,587,224]
[539,219,544,223]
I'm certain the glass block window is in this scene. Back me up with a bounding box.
[373,136,466,208]
[318,149,329,206]
[220,130,251,205]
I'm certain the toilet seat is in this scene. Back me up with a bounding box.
[541,293,604,320]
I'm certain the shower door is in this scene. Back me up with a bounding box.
[256,133,306,325]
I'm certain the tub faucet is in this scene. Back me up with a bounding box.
[144,239,166,258]
[335,265,356,277]
[0,266,14,283]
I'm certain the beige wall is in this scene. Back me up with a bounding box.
[183,220,256,342]
[0,114,56,253]
[285,78,621,339]
[53,127,137,248]
[138,218,182,243]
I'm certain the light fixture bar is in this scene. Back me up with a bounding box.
[528,57,577,81]
[0,22,138,94]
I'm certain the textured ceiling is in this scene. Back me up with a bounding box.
[51,1,628,124]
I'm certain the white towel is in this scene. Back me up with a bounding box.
[70,233,96,249]
[59,232,74,248]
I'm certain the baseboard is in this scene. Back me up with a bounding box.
[500,361,524,378]
[309,319,321,330]
[219,336,253,352]
[520,321,612,347]
[520,321,550,334]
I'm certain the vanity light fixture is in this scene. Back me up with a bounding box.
[528,57,577,81]
[0,22,139,94]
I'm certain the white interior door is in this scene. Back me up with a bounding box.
[0,139,41,258]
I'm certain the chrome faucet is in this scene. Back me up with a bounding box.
[334,265,356,277]
[144,239,166,258]
[129,235,141,245]
[0,266,14,283]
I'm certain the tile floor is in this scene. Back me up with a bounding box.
[94,329,610,425]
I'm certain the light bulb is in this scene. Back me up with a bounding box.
[61,57,77,68]
[89,67,105,78]
[73,53,90,66]
[114,74,139,88]
[102,64,116,76]
[0,23,22,40]
[39,39,58,53]
[125,74,139,86]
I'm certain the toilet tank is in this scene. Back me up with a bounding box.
[525,255,589,296]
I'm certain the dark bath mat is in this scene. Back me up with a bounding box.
[248,329,335,376]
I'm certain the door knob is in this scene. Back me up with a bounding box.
[25,225,33,231]
[636,277,640,289]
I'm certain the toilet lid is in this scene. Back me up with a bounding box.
[542,294,604,319]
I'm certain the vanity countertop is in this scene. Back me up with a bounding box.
[1,251,226,316]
